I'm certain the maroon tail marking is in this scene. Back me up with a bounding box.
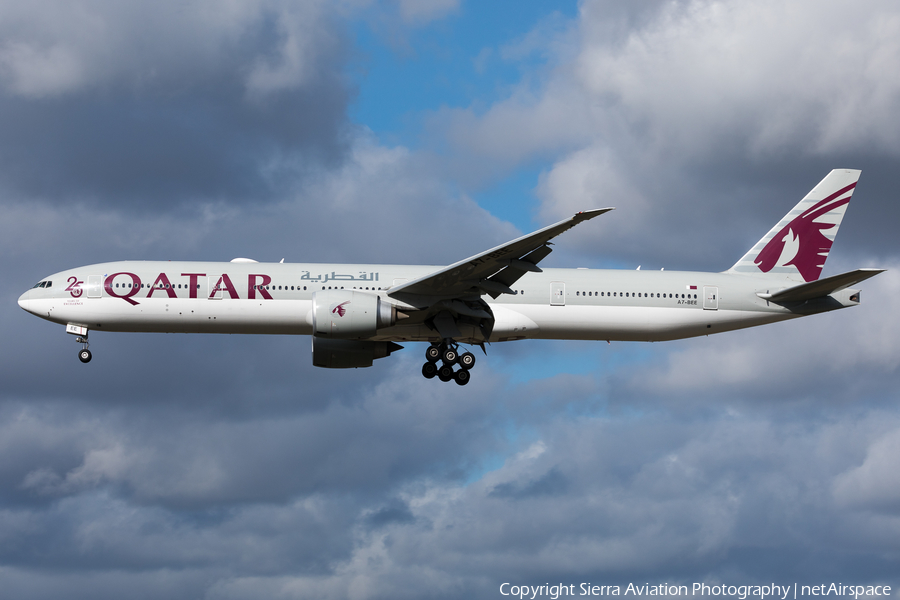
[754,183,855,282]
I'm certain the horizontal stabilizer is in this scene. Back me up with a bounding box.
[757,268,884,303]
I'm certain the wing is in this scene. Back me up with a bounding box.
[388,208,613,305]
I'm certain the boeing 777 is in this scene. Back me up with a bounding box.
[18,169,883,385]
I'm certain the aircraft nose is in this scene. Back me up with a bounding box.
[18,289,38,315]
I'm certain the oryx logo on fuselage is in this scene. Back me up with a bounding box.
[331,301,350,317]
[754,183,855,282]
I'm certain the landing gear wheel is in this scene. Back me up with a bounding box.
[425,345,441,362]
[438,364,454,382]
[78,349,92,363]
[454,368,470,386]
[458,352,476,370]
[422,362,437,379]
[442,347,458,364]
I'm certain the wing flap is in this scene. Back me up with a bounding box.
[757,268,884,303]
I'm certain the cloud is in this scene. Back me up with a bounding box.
[576,0,900,157]
[393,0,458,25]
[834,427,900,514]
[0,0,351,208]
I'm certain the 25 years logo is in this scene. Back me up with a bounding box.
[66,276,83,298]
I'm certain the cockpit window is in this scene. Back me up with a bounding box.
[33,281,49,289]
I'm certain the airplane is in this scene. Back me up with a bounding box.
[18,169,883,386]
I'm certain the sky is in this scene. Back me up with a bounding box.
[1,1,900,598]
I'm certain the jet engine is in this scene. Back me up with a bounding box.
[312,337,403,369]
[312,290,397,338]
[310,290,402,368]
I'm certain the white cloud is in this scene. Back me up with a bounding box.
[394,0,458,25]
[834,426,900,513]
[577,0,900,157]
[0,41,86,97]
[245,1,334,97]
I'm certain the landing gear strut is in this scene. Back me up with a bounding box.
[422,339,476,386]
[76,335,92,363]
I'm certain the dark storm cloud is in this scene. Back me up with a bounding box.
[0,0,350,209]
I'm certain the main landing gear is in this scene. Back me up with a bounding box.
[76,335,92,363]
[421,340,476,386]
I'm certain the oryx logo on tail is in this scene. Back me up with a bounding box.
[727,169,861,282]
[754,183,855,282]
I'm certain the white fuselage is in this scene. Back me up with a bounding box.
[18,260,853,345]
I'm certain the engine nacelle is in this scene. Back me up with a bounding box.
[312,337,403,369]
[312,290,396,339]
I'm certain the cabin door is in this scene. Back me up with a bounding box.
[87,275,102,298]
[703,286,718,310]
[551,281,566,306]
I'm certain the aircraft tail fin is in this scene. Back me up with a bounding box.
[728,169,861,282]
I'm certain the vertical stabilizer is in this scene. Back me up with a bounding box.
[728,169,861,282]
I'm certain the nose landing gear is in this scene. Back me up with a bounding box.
[422,340,476,386]
[76,335,92,363]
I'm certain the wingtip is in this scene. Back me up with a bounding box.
[574,207,615,220]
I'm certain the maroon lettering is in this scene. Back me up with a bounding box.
[248,274,273,300]
[210,273,239,299]
[104,272,142,305]
[181,273,205,299]
[147,273,178,298]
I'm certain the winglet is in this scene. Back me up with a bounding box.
[574,208,614,222]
